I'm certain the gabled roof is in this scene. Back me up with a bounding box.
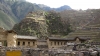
[48,37,68,41]
[66,37,90,41]
[17,35,38,40]
[48,37,90,41]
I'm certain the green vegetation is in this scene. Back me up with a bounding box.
[13,11,72,38]
[0,10,17,29]
[11,1,43,20]
[45,11,72,35]
[13,12,48,39]
[0,0,71,30]
[0,0,43,29]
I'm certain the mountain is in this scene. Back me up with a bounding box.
[0,10,17,29]
[11,1,43,20]
[0,0,43,29]
[13,11,72,38]
[2,0,100,31]
[0,0,72,30]
[38,4,72,11]
[85,9,100,26]
[37,4,52,11]
[0,0,19,30]
[13,12,48,39]
[55,5,72,11]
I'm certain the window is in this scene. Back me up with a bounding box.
[58,42,59,45]
[54,42,56,45]
[33,42,34,46]
[28,42,30,46]
[64,42,66,45]
[51,42,52,46]
[18,41,20,46]
[61,42,62,45]
[23,42,25,45]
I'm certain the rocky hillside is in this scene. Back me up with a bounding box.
[1,0,100,33]
[59,9,100,30]
[11,1,43,20]
[13,11,73,38]
[38,4,72,11]
[0,0,18,30]
[0,0,43,29]
[85,9,100,26]
[65,9,100,41]
[13,12,48,39]
[13,9,100,37]
[0,0,72,30]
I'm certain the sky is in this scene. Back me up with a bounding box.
[26,0,100,10]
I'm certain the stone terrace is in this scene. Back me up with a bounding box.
[66,24,100,41]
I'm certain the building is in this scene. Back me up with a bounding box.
[0,27,90,48]
[0,27,17,47]
[37,40,48,49]
[66,37,90,44]
[16,35,37,48]
[47,37,67,49]
[0,27,38,48]
[47,37,90,49]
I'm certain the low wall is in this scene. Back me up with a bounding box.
[0,47,100,56]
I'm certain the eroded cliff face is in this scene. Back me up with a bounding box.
[13,12,48,39]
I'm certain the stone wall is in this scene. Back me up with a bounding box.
[0,47,100,56]
[7,33,17,47]
[16,39,37,48]
[47,39,66,49]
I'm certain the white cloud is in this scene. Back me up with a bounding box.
[26,0,100,10]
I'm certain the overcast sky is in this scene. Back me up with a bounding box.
[26,0,100,10]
